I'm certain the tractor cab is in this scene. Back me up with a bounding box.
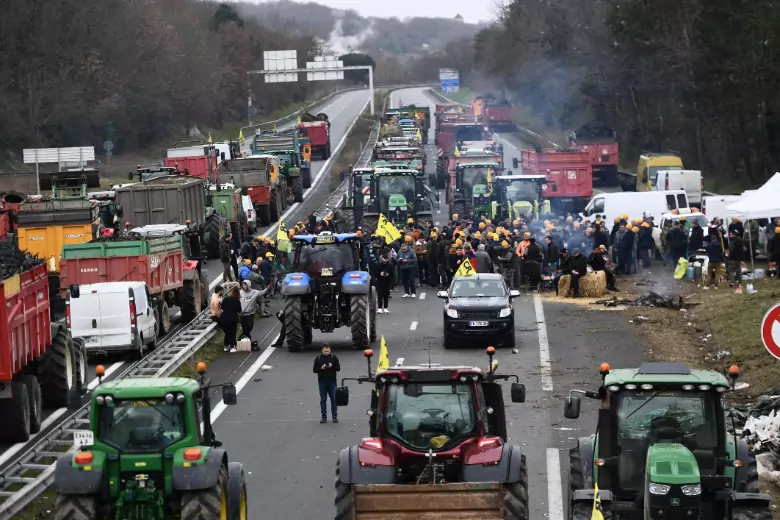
[452,162,500,217]
[365,170,437,230]
[562,362,772,520]
[289,232,363,282]
[336,347,526,485]
[493,175,550,221]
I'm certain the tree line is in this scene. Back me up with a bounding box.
[0,1,325,155]
[458,0,780,188]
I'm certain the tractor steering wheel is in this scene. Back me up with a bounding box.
[422,408,448,418]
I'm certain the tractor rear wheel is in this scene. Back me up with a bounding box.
[181,463,228,520]
[204,215,222,259]
[284,297,304,352]
[20,375,42,434]
[292,175,304,203]
[503,454,529,520]
[340,210,355,233]
[227,462,248,520]
[302,168,312,189]
[453,201,467,220]
[732,505,773,520]
[569,446,584,492]
[72,338,87,392]
[335,458,353,520]
[362,216,379,236]
[179,278,202,321]
[41,327,74,408]
[54,494,98,520]
[350,294,370,349]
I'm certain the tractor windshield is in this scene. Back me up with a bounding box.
[616,390,719,490]
[456,125,484,142]
[297,243,355,277]
[97,398,186,452]
[504,181,539,204]
[385,383,478,451]
[460,167,491,199]
[377,175,415,214]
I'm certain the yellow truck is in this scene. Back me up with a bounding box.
[620,152,684,192]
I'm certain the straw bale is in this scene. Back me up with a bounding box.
[557,270,607,299]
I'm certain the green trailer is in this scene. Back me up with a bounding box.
[209,184,249,245]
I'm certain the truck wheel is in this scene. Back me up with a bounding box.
[204,215,222,259]
[0,381,31,443]
[158,300,171,336]
[270,191,280,223]
[453,201,467,220]
[227,462,248,520]
[54,494,98,520]
[341,211,355,232]
[335,458,354,520]
[292,176,304,203]
[181,463,229,520]
[40,328,74,408]
[503,455,529,520]
[284,297,304,352]
[731,505,773,520]
[20,375,42,434]
[179,279,202,322]
[302,168,312,189]
[326,141,332,159]
[72,338,87,393]
[362,216,378,236]
[350,294,369,350]
[369,292,377,342]
[257,204,271,227]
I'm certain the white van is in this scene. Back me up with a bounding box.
[68,282,158,357]
[656,170,703,205]
[581,190,690,226]
[701,195,742,228]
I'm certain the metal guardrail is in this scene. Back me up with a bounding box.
[0,311,217,518]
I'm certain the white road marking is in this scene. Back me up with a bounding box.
[533,293,553,391]
[419,292,426,300]
[207,93,372,291]
[547,448,564,520]
[394,357,404,366]
[410,321,418,331]
[207,334,279,424]
[0,360,125,466]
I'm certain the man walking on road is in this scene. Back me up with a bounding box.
[313,345,341,423]
[220,233,234,282]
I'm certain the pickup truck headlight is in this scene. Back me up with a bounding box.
[445,308,458,319]
[498,307,512,318]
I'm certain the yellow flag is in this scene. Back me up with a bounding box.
[455,258,476,277]
[277,219,291,253]
[591,484,605,520]
[377,336,390,373]
[416,129,422,141]
[208,133,213,144]
[239,128,245,145]
[297,117,302,124]
[273,122,277,132]
[376,214,402,242]
[455,146,461,157]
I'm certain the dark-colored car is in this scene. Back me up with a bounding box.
[438,273,520,349]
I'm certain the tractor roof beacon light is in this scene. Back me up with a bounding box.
[486,346,496,378]
[600,362,611,383]
[364,349,374,377]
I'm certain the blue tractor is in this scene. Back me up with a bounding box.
[281,232,377,352]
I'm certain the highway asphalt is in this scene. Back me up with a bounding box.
[192,88,646,519]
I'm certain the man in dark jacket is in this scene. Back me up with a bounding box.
[240,238,260,266]
[705,230,725,288]
[436,234,452,287]
[568,248,589,298]
[220,234,234,282]
[589,245,616,291]
[313,345,341,423]
[666,221,687,266]
[426,233,439,287]
[727,230,744,286]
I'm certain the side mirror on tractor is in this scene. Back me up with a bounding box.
[222,383,238,406]
[512,158,519,169]
[511,383,526,403]
[564,395,581,419]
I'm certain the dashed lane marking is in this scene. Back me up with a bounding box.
[547,448,564,520]
[533,293,553,391]
[419,292,426,300]
[410,321,418,331]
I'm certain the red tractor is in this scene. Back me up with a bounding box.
[334,347,529,519]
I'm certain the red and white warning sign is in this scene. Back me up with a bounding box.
[761,303,780,360]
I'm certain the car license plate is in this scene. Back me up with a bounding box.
[469,321,489,327]
[84,337,98,345]
[73,430,94,448]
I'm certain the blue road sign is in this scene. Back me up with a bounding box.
[440,78,460,94]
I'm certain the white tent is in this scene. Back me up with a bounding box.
[726,172,780,220]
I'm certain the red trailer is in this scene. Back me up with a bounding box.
[570,124,619,186]
[482,102,514,132]
[59,231,204,331]
[163,155,217,180]
[1,263,84,443]
[296,121,331,159]
[520,149,592,213]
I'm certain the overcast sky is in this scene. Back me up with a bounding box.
[252,0,499,24]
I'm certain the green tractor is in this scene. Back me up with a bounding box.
[336,166,375,232]
[450,162,501,219]
[209,183,250,246]
[562,362,772,520]
[361,170,438,234]
[54,363,246,520]
[491,175,551,222]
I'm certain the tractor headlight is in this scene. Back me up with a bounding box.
[681,484,701,496]
[648,483,671,495]
[446,308,459,319]
[104,396,114,405]
[624,384,637,390]
[176,393,186,403]
[165,393,175,404]
[608,385,620,392]
[498,307,511,318]
[698,384,711,391]
[96,396,105,405]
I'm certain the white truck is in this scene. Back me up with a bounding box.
[580,190,691,226]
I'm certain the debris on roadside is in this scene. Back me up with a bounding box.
[592,291,697,310]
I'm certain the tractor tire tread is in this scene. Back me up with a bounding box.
[503,454,529,520]
[179,278,200,322]
[19,375,42,434]
[335,458,353,520]
[54,494,98,520]
[204,215,222,259]
[40,327,73,408]
[350,294,369,349]
[181,464,227,520]
[293,176,304,203]
[732,506,773,520]
[284,297,304,352]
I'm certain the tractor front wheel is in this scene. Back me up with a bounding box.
[292,175,304,203]
[732,505,773,520]
[181,463,229,520]
[284,297,304,352]
[335,458,353,520]
[204,215,222,259]
[227,462,248,520]
[503,454,529,520]
[54,494,98,520]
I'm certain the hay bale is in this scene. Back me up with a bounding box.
[380,124,403,139]
[557,271,607,298]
